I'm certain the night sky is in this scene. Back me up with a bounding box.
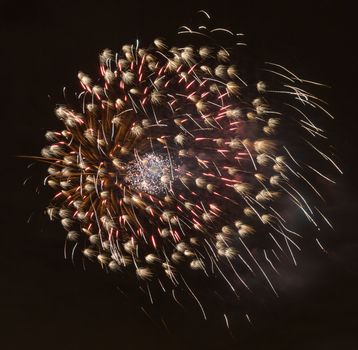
[1,1,358,349]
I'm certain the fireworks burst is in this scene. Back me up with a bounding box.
[37,12,341,317]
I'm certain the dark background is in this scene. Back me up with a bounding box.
[1,0,357,349]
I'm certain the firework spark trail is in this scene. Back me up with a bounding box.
[35,12,340,314]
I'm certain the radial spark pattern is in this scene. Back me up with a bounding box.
[40,18,340,307]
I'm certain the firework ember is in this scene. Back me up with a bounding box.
[125,153,178,195]
[39,13,341,314]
